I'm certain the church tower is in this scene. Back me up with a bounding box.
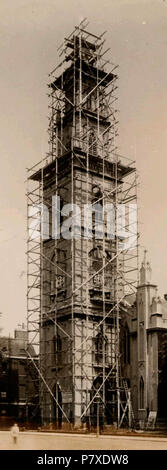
[136,251,167,424]
[27,21,138,427]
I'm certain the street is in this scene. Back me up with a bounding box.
[0,431,167,450]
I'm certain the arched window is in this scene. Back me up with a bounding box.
[89,246,111,271]
[90,374,115,426]
[92,186,103,236]
[88,247,112,299]
[89,246,103,272]
[140,376,144,409]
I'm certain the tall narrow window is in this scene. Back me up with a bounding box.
[53,334,62,364]
[124,324,130,364]
[139,326,144,361]
[140,376,144,409]
[50,250,66,301]
[89,131,97,156]
[89,246,112,301]
[94,329,108,364]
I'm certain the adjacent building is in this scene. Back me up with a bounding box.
[122,252,167,424]
[0,328,38,423]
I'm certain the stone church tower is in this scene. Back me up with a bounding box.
[27,23,138,427]
[129,251,167,424]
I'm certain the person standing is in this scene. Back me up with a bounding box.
[11,423,19,445]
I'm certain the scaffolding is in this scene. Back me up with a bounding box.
[26,19,139,428]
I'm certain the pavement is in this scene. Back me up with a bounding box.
[0,430,167,450]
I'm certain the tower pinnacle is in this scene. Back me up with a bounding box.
[140,250,152,284]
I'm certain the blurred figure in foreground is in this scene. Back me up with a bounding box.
[11,423,19,445]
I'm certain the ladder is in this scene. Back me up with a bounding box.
[119,379,135,428]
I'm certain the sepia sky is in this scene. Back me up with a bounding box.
[0,0,167,335]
